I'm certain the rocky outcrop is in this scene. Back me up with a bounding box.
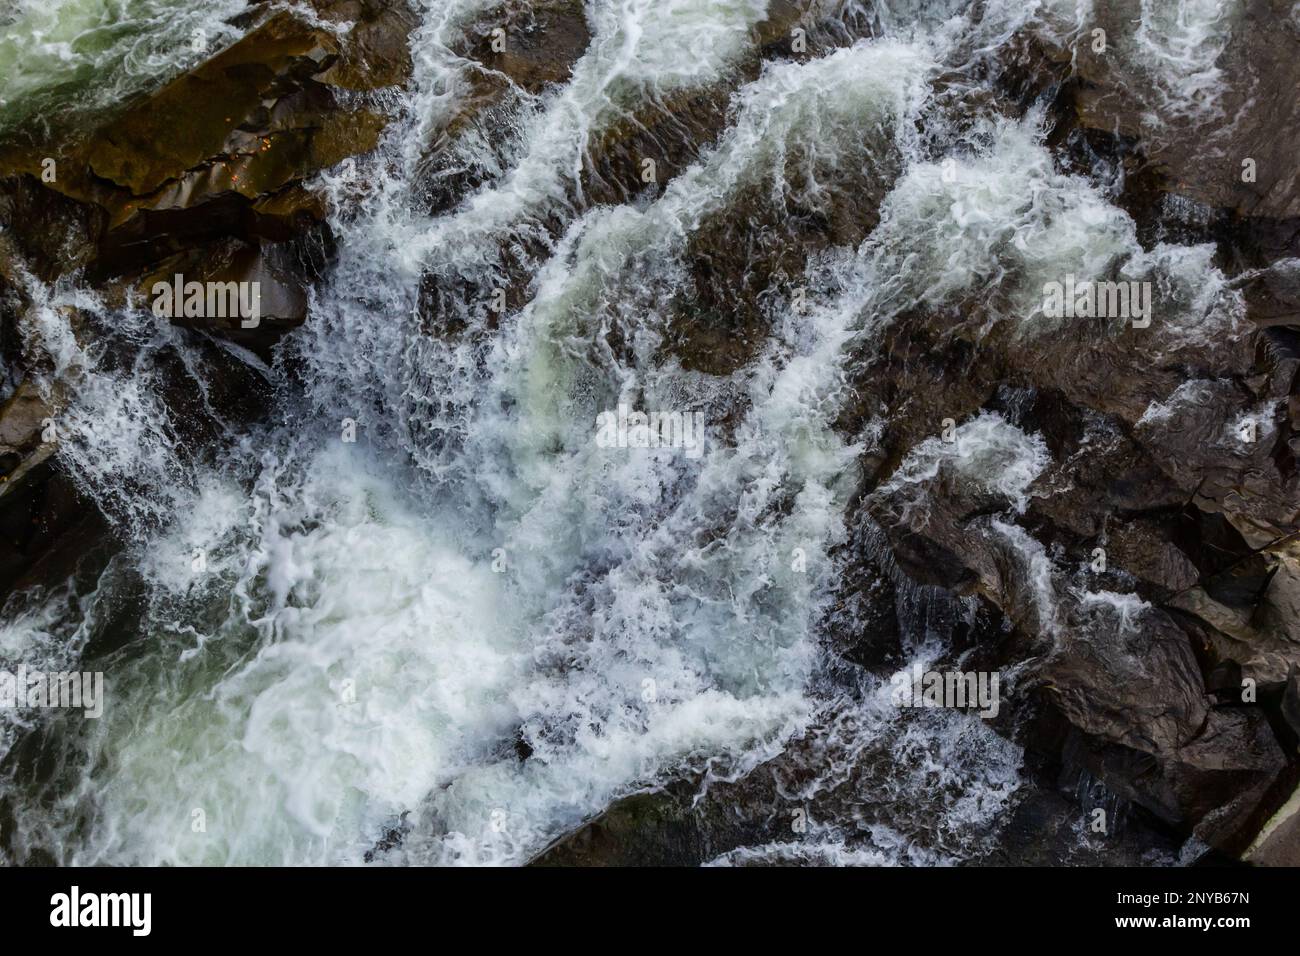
[1068,0,1300,221]
[985,0,1300,248]
[825,2,1300,861]
[0,2,416,589]
[843,265,1297,854]
[0,374,105,596]
[411,0,807,215]
[530,783,753,867]
[0,379,56,490]
[414,0,594,217]
[532,1,1300,866]
[0,1,414,351]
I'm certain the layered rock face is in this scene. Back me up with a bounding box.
[0,0,1297,867]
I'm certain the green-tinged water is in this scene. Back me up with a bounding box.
[0,0,244,135]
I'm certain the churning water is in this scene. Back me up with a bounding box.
[0,0,1247,864]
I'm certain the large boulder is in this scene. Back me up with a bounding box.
[0,1,416,349]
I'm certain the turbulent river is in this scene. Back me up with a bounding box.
[0,0,1265,865]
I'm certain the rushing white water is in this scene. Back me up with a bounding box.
[876,411,1050,520]
[14,280,192,529]
[1131,0,1240,122]
[0,0,1249,866]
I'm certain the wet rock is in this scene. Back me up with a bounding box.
[1167,534,1300,693]
[776,3,1300,858]
[989,0,1300,225]
[823,519,903,670]
[364,811,412,863]
[1278,665,1300,749]
[0,379,101,596]
[307,0,418,90]
[0,2,414,348]
[576,2,808,211]
[845,276,1299,854]
[980,778,1180,867]
[1102,518,1200,597]
[1243,775,1300,865]
[664,150,894,377]
[0,380,56,491]
[0,176,103,283]
[532,688,1126,866]
[414,0,593,216]
[858,411,1295,853]
[0,239,31,391]
[529,785,726,867]
[0,460,108,600]
[2,10,385,206]
[460,0,591,95]
[414,0,810,219]
[0,4,411,605]
[528,749,826,867]
[1073,0,1300,220]
[136,238,313,355]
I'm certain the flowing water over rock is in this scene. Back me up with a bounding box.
[0,0,1297,866]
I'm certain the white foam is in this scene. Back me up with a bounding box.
[878,411,1050,518]
[1137,379,1216,426]
[1131,0,1240,123]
